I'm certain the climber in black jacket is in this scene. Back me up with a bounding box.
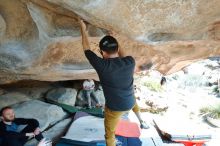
[0,106,44,146]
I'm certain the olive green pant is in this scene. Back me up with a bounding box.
[104,103,140,146]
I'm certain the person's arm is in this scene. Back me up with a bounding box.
[0,130,28,138]
[78,18,105,72]
[0,122,27,138]
[78,18,90,51]
[15,118,39,127]
[15,118,40,137]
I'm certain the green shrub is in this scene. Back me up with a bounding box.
[200,104,220,119]
[142,79,162,92]
[213,86,219,94]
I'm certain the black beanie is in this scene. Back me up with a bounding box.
[99,35,118,52]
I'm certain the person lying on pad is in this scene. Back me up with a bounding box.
[0,106,44,146]
[78,18,149,146]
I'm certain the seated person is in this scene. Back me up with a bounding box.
[82,79,101,108]
[0,106,44,146]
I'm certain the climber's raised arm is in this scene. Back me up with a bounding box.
[78,18,90,51]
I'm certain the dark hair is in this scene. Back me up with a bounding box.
[99,35,118,54]
[160,77,167,86]
[0,106,12,116]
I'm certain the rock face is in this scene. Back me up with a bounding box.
[0,92,30,109]
[0,0,220,84]
[43,118,72,143]
[12,100,67,130]
[46,88,77,106]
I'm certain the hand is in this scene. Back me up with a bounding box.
[37,138,52,146]
[25,132,35,138]
[78,17,87,31]
[34,127,41,135]
[96,103,102,108]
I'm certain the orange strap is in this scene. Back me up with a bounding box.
[175,140,206,146]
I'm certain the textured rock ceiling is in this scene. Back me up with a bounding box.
[0,0,220,84]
